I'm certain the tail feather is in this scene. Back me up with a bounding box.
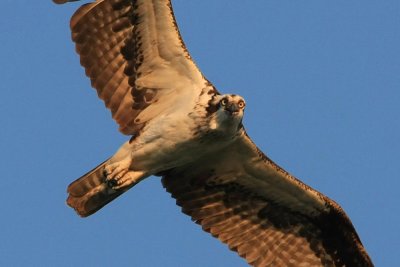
[67,159,127,217]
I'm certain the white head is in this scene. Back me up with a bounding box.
[208,94,246,132]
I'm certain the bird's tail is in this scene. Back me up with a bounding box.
[66,159,127,217]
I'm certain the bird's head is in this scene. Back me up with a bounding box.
[217,94,246,117]
[208,94,246,132]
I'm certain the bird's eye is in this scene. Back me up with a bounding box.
[220,99,227,106]
[238,101,245,108]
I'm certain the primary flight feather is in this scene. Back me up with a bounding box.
[54,0,373,266]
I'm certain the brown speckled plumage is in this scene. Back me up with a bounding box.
[55,1,373,266]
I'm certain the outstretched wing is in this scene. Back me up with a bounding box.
[57,0,207,134]
[162,131,373,267]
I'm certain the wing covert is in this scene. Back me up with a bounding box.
[162,131,373,266]
[58,0,207,134]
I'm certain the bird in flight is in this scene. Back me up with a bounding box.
[54,0,373,266]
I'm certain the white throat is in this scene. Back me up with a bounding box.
[209,108,243,135]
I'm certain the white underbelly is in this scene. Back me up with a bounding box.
[111,109,237,174]
[127,114,210,172]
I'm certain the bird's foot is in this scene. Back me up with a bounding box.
[104,159,130,183]
[103,160,144,190]
[107,170,145,190]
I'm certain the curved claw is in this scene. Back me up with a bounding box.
[107,179,118,189]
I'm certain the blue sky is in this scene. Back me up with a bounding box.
[1,0,399,266]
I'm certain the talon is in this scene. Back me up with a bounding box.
[107,179,118,188]
[102,159,141,190]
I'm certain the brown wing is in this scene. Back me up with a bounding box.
[162,131,373,267]
[58,0,206,134]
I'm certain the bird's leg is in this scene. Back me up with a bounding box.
[103,159,146,190]
[103,158,130,185]
[103,142,145,190]
[103,140,147,190]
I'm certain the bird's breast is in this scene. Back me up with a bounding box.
[129,111,237,173]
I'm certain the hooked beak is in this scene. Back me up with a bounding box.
[225,103,240,115]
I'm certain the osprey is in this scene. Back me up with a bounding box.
[54,0,373,266]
